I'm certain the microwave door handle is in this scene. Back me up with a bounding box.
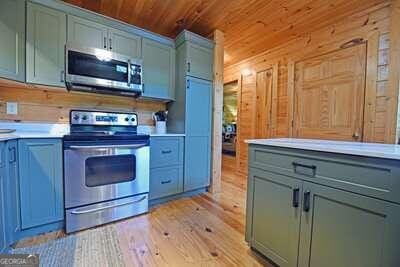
[69,144,147,150]
[127,60,131,86]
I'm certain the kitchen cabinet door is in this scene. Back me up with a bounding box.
[150,166,183,200]
[26,3,66,87]
[67,15,108,50]
[18,139,64,229]
[4,140,19,245]
[247,168,302,267]
[298,181,400,267]
[186,42,213,81]
[142,39,175,100]
[184,77,212,191]
[0,0,25,82]
[109,28,141,58]
[0,143,6,253]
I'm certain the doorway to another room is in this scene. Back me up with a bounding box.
[222,81,238,174]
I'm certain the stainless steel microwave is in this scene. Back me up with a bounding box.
[65,45,143,97]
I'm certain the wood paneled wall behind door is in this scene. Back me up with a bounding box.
[0,79,165,125]
[224,2,395,176]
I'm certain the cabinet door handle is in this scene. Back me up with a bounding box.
[292,188,300,208]
[60,70,65,83]
[104,37,107,49]
[8,147,16,163]
[303,191,311,212]
[187,62,191,72]
[161,180,172,184]
[109,38,112,50]
[161,150,172,154]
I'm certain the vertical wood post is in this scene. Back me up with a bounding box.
[209,29,224,193]
[385,0,400,143]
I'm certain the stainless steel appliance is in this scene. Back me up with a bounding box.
[63,110,149,233]
[65,45,142,97]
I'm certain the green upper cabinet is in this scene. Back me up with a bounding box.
[175,30,214,81]
[0,0,25,82]
[109,28,141,58]
[67,15,142,58]
[67,15,108,49]
[185,42,213,80]
[141,38,175,100]
[26,2,66,87]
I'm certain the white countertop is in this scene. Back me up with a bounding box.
[245,138,400,160]
[148,133,185,137]
[0,122,69,140]
[0,122,185,140]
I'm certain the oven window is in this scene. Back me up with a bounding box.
[85,155,136,187]
[68,51,128,82]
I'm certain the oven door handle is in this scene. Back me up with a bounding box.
[68,144,147,150]
[70,195,147,215]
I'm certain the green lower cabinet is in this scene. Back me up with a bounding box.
[18,139,64,229]
[298,182,400,267]
[0,143,6,253]
[149,136,184,200]
[248,167,400,267]
[149,166,183,200]
[4,140,19,247]
[247,169,302,267]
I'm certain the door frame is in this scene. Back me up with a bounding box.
[287,33,380,141]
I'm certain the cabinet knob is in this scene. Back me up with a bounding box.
[187,62,191,73]
[109,38,112,50]
[104,37,107,49]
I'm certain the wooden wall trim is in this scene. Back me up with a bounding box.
[287,61,295,137]
[271,63,279,137]
[235,75,243,176]
[209,29,224,193]
[364,32,380,142]
[385,0,400,143]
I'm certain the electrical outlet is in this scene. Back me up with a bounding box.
[6,102,18,115]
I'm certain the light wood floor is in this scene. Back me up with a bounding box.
[16,169,272,266]
[116,169,272,266]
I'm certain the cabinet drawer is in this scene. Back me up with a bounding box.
[249,145,400,204]
[150,166,183,200]
[150,137,183,168]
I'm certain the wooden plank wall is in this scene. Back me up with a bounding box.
[0,79,165,125]
[224,2,393,176]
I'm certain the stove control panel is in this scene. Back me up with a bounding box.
[70,110,138,126]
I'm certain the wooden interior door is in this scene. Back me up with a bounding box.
[237,69,273,175]
[293,44,366,141]
[255,69,273,138]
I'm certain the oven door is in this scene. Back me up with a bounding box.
[64,143,149,209]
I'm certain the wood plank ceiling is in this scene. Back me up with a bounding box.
[63,0,386,66]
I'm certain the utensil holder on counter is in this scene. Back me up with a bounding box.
[155,121,167,134]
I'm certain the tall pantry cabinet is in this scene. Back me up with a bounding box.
[168,30,214,192]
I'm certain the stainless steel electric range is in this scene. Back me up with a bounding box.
[63,110,150,233]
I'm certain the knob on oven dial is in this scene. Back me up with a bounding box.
[82,115,88,121]
[125,117,129,122]
[73,114,80,121]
